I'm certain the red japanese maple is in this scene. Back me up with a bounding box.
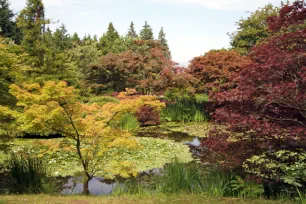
[203,1,306,168]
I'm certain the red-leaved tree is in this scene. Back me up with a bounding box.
[188,49,251,94]
[203,1,306,173]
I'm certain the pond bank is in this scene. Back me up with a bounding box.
[0,194,293,204]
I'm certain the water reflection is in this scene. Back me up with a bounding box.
[61,177,117,195]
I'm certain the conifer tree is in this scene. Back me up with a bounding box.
[127,21,138,38]
[99,22,120,55]
[139,21,154,40]
[158,27,169,50]
[71,32,81,45]
[0,0,21,43]
[53,24,71,50]
[17,0,48,68]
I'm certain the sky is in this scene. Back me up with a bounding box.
[10,0,283,65]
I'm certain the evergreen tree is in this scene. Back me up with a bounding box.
[93,34,98,42]
[53,24,71,50]
[139,21,154,40]
[17,0,47,68]
[126,21,138,38]
[71,32,81,45]
[158,27,169,50]
[0,0,21,43]
[98,22,120,55]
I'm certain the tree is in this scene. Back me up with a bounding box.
[139,21,154,40]
[158,27,169,50]
[17,0,48,68]
[98,22,120,55]
[229,3,279,55]
[71,32,81,45]
[127,21,138,38]
[53,24,72,50]
[203,1,306,185]
[188,49,251,94]
[87,40,172,94]
[0,37,29,106]
[158,27,171,58]
[9,81,146,194]
[9,81,166,194]
[0,0,21,43]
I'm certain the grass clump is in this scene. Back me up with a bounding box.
[154,160,206,194]
[5,154,56,194]
[161,102,208,123]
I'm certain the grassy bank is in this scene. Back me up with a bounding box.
[0,194,292,204]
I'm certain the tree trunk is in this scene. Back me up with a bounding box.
[83,177,90,195]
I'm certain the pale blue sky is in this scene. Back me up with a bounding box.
[11,0,282,65]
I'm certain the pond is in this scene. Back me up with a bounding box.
[0,122,211,195]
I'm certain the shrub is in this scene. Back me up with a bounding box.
[119,113,140,131]
[135,105,160,127]
[88,96,119,106]
[195,94,209,104]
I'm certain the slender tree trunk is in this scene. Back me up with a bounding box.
[83,177,90,195]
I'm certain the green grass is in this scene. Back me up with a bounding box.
[0,194,293,204]
[153,161,206,194]
[161,102,209,123]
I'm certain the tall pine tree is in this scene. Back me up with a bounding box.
[53,24,71,50]
[0,0,21,43]
[158,27,169,50]
[127,21,138,38]
[17,0,48,68]
[158,27,171,58]
[139,21,154,40]
[99,22,120,55]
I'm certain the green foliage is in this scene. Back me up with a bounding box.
[164,87,196,103]
[229,3,279,55]
[158,27,170,58]
[126,22,138,38]
[0,137,193,179]
[5,154,55,194]
[200,169,233,197]
[139,21,154,40]
[161,102,208,123]
[153,160,206,194]
[17,0,48,68]
[195,94,209,104]
[119,113,140,131]
[0,37,29,106]
[243,150,306,187]
[230,175,264,199]
[0,0,21,43]
[88,96,119,106]
[98,22,120,55]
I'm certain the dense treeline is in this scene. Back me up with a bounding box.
[1,0,306,198]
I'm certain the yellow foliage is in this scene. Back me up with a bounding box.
[8,81,152,180]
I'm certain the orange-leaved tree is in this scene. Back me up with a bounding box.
[9,81,147,194]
